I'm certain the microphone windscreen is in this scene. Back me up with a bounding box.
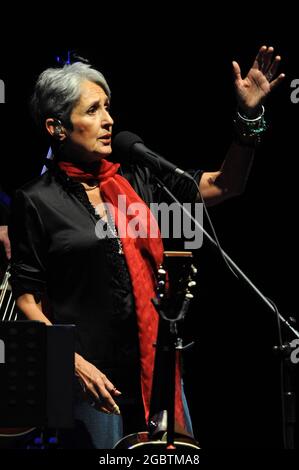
[113,131,144,158]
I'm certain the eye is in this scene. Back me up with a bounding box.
[87,105,98,114]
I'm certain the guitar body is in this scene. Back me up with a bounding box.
[0,427,35,436]
[0,427,36,449]
[114,431,200,450]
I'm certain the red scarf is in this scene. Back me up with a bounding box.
[58,159,186,430]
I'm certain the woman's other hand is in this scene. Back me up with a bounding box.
[75,353,122,415]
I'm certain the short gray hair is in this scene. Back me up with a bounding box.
[30,62,111,131]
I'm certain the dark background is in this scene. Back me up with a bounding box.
[0,34,298,448]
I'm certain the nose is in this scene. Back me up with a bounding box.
[104,109,114,126]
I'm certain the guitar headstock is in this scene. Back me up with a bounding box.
[155,251,197,321]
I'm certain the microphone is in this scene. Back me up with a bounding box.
[113,131,194,181]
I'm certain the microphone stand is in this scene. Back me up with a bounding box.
[152,173,298,449]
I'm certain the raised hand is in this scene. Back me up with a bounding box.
[232,45,285,117]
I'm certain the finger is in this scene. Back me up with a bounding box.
[99,406,113,415]
[100,374,122,396]
[90,401,112,415]
[262,46,274,74]
[98,403,120,416]
[78,377,107,404]
[110,386,122,396]
[95,380,121,414]
[269,73,285,91]
[96,395,121,415]
[252,45,267,69]
[266,56,281,81]
[86,386,120,415]
[78,376,102,403]
[232,61,242,81]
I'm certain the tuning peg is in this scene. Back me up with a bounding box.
[185,292,194,299]
[158,268,166,275]
[191,265,197,275]
[188,280,196,288]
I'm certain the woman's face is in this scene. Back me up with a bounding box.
[66,80,114,162]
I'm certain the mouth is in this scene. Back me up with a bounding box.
[98,133,112,143]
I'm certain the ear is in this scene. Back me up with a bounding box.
[45,118,67,141]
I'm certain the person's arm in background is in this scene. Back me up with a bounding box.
[0,186,11,260]
[0,225,10,260]
[199,45,285,205]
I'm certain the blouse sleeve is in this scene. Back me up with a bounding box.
[9,189,47,300]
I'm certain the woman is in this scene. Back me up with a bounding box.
[9,46,283,448]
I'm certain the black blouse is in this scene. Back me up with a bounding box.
[9,162,202,396]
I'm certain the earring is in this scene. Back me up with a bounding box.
[54,125,62,136]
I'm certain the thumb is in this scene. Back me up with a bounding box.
[232,60,242,81]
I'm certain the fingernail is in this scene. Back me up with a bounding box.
[112,404,121,415]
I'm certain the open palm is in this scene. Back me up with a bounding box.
[233,45,285,115]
